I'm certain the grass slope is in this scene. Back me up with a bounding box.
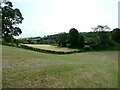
[2,45,118,88]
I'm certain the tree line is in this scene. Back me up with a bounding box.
[16,26,120,51]
[57,26,120,50]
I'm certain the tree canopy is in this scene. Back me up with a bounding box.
[68,28,79,48]
[111,28,120,43]
[1,1,24,42]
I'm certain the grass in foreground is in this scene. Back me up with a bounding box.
[0,45,2,89]
[2,45,118,88]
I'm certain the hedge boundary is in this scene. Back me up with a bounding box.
[2,43,81,54]
[19,44,81,54]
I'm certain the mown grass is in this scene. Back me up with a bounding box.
[21,44,79,52]
[2,45,118,88]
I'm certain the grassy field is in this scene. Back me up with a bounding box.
[0,45,2,89]
[2,45,118,88]
[21,44,79,52]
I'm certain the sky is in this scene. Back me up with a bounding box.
[8,0,119,38]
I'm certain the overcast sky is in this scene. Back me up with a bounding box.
[9,0,119,38]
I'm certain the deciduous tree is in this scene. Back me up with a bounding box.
[68,28,79,48]
[1,1,24,42]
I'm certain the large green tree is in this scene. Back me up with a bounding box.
[1,1,24,42]
[68,28,79,48]
[111,28,120,43]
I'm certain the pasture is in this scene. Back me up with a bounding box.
[2,45,118,88]
[21,44,79,52]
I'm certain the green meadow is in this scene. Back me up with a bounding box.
[2,45,118,88]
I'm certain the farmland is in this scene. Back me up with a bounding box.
[21,44,79,52]
[2,45,118,88]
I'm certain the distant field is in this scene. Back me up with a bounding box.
[21,44,79,52]
[2,45,118,88]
